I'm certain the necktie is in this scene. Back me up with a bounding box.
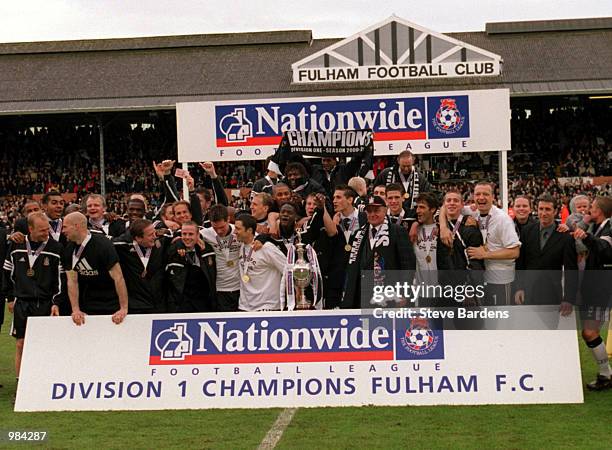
[51,220,59,231]
[540,230,550,250]
[371,227,377,240]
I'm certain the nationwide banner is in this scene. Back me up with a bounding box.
[176,88,510,162]
[16,309,582,411]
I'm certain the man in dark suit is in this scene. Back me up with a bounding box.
[514,194,578,310]
[341,196,415,309]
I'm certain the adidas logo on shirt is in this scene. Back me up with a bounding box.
[75,258,99,276]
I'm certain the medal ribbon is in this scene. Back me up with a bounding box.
[388,208,405,225]
[72,237,89,269]
[399,171,414,199]
[450,214,464,238]
[133,242,152,270]
[478,214,491,244]
[241,243,255,278]
[420,225,437,263]
[25,237,47,270]
[342,213,358,243]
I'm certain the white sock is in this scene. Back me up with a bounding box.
[590,341,612,377]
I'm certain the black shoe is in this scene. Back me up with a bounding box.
[586,374,612,391]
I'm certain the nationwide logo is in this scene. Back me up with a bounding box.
[219,108,253,143]
[154,323,193,361]
[215,96,470,149]
[149,314,444,365]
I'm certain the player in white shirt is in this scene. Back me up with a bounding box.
[413,193,439,305]
[234,214,286,312]
[440,181,520,305]
[199,204,241,311]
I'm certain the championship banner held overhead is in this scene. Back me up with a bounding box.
[281,130,373,156]
[16,310,582,412]
[176,88,510,162]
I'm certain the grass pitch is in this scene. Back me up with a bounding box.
[0,308,609,449]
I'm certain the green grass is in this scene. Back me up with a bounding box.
[0,305,609,449]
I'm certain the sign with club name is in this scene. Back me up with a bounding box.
[176,88,510,162]
[294,62,499,84]
[16,309,582,411]
[291,16,502,84]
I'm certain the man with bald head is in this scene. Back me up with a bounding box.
[3,211,64,381]
[62,212,128,325]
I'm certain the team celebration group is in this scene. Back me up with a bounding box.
[1,150,611,390]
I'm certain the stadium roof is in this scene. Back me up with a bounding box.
[0,17,611,114]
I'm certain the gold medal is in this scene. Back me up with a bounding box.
[141,270,147,279]
[26,268,35,277]
[227,260,234,267]
[344,244,352,252]
[242,274,250,283]
[403,193,409,200]
[426,255,432,264]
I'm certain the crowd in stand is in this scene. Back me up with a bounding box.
[2,105,610,223]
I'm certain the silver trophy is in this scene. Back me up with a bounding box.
[292,230,313,310]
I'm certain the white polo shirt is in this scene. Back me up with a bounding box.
[467,205,521,284]
[238,241,286,311]
[200,225,241,292]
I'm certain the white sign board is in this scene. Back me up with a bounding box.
[291,16,502,84]
[16,309,583,411]
[176,89,510,162]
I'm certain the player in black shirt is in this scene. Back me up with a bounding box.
[166,221,217,312]
[2,212,64,379]
[62,212,128,325]
[113,219,169,313]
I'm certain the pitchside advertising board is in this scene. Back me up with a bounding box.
[176,88,510,162]
[16,310,582,412]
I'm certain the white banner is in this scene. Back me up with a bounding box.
[15,309,582,411]
[176,89,510,162]
[557,177,593,186]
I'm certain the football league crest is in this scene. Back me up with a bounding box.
[433,98,464,134]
